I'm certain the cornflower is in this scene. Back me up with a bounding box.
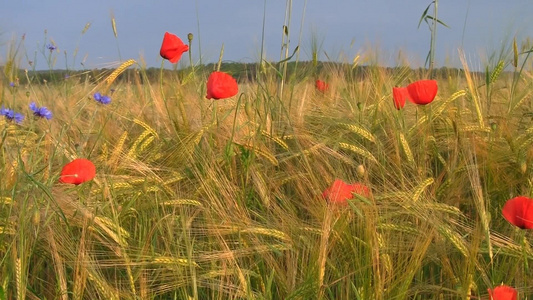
[93,92,111,105]
[29,102,53,120]
[0,107,24,124]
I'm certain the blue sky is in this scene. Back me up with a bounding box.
[1,1,533,70]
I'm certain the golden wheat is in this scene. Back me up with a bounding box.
[411,177,434,203]
[105,59,136,87]
[399,133,415,164]
[339,142,378,164]
[340,123,377,144]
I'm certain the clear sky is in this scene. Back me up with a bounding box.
[1,1,533,70]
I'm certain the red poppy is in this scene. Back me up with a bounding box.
[322,179,370,205]
[406,80,438,105]
[315,80,329,92]
[160,32,189,63]
[206,71,239,100]
[59,158,96,185]
[488,285,517,300]
[502,196,533,229]
[392,87,411,109]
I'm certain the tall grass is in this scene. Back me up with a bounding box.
[0,12,533,300]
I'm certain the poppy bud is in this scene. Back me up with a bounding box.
[32,210,41,225]
[356,165,366,177]
[519,160,527,174]
[187,33,194,43]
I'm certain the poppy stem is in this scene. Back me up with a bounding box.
[188,33,195,77]
[428,0,438,78]
[194,0,203,66]
[521,233,529,272]
[159,60,177,132]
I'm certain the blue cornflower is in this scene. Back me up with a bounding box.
[47,44,57,51]
[0,106,24,124]
[29,102,53,120]
[9,82,15,87]
[93,92,111,105]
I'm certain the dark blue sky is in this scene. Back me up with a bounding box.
[1,1,532,70]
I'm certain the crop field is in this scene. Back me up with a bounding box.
[1,3,533,300]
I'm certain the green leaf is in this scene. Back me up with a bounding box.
[278,46,300,64]
[418,2,433,29]
[424,15,451,28]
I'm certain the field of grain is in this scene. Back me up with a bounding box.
[1,6,533,299]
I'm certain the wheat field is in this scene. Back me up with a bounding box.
[1,15,533,300]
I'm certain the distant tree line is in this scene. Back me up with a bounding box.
[2,61,489,86]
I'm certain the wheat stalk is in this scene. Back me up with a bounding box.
[408,90,466,135]
[339,142,378,164]
[399,133,415,164]
[163,172,186,185]
[109,131,128,167]
[412,177,434,202]
[105,59,136,88]
[133,118,158,137]
[437,224,468,257]
[459,125,491,133]
[127,130,152,159]
[87,271,119,300]
[46,228,68,300]
[261,130,289,150]
[340,123,377,144]
[489,60,505,84]
[238,227,291,242]
[15,257,24,300]
[160,199,203,207]
[153,256,199,267]
[238,142,279,166]
[459,50,485,128]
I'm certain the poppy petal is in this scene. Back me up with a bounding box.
[59,158,96,185]
[502,196,533,229]
[206,71,239,100]
[406,80,438,105]
[160,32,189,64]
[315,80,329,92]
[487,285,518,300]
[322,179,370,205]
[392,87,411,109]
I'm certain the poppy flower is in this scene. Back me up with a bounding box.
[315,80,329,92]
[160,32,189,63]
[406,80,438,105]
[488,285,517,300]
[322,179,370,205]
[392,87,411,110]
[206,71,239,100]
[502,196,533,229]
[59,158,96,185]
